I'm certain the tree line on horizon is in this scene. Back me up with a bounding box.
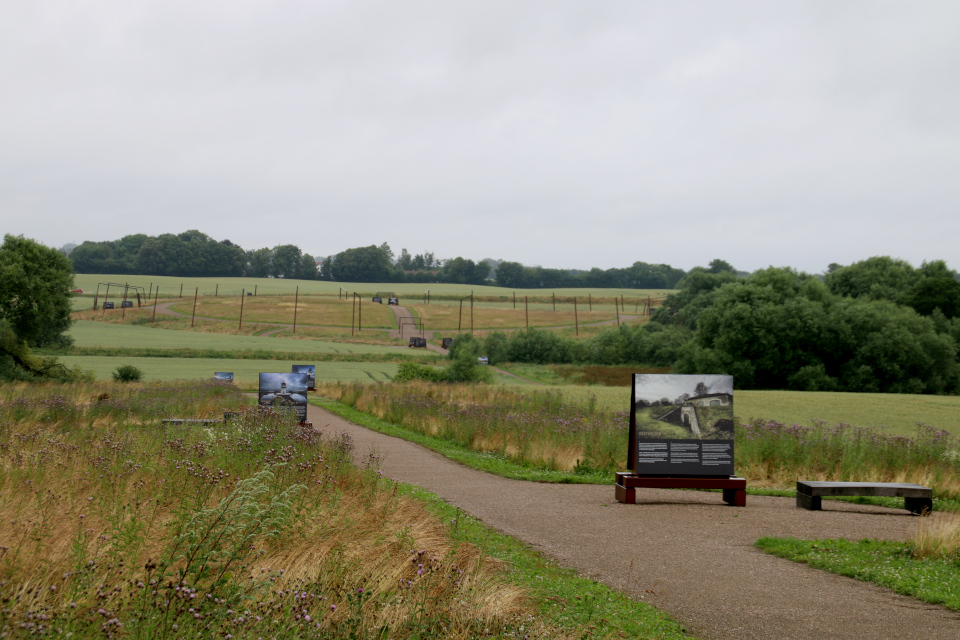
[65,230,688,289]
[450,256,960,395]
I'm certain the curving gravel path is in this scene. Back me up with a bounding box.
[307,402,960,640]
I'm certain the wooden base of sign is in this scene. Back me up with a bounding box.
[615,472,747,507]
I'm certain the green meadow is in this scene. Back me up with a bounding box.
[68,320,430,356]
[72,273,670,300]
[55,355,399,387]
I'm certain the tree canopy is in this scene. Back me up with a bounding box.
[0,235,89,382]
[0,235,74,348]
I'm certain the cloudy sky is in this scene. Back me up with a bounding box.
[2,1,958,273]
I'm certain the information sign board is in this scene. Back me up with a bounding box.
[630,374,734,476]
[213,372,234,382]
[291,365,316,390]
[258,373,310,422]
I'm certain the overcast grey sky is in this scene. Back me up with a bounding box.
[2,1,958,273]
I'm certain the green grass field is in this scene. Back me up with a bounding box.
[508,385,960,436]
[57,356,399,387]
[60,356,521,388]
[67,320,432,356]
[72,274,671,300]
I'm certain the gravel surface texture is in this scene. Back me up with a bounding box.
[308,403,960,640]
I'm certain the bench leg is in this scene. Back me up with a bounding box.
[722,488,746,507]
[797,492,821,510]
[615,484,636,505]
[905,497,933,515]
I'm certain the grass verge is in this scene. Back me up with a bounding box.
[755,536,960,611]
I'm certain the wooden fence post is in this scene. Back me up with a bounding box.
[293,286,299,333]
[191,288,198,327]
[239,289,245,329]
[574,297,579,337]
[151,287,159,324]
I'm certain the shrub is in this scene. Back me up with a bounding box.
[112,364,143,382]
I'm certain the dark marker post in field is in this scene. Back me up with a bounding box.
[351,292,355,335]
[615,297,620,327]
[552,292,555,311]
[589,293,592,311]
[239,289,245,329]
[293,286,299,333]
[93,283,101,310]
[151,287,159,324]
[471,292,474,333]
[215,283,218,297]
[513,291,516,309]
[191,287,198,327]
[458,298,463,332]
[574,297,579,337]
[358,292,362,330]
[255,285,258,296]
[525,296,529,328]
[122,283,129,318]
[179,283,183,298]
[102,283,110,316]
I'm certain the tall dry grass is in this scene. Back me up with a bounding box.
[319,381,627,473]
[320,381,960,501]
[736,419,960,500]
[913,512,960,559]
[0,380,566,639]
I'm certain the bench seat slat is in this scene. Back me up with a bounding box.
[797,481,931,498]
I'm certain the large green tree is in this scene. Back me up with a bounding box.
[0,235,75,348]
[677,267,959,394]
[330,245,393,282]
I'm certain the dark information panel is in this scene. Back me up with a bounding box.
[635,439,734,476]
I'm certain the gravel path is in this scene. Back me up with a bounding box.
[308,402,960,640]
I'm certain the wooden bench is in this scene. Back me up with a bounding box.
[796,481,932,515]
[616,472,747,506]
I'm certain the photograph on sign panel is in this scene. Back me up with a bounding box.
[258,372,309,421]
[634,374,734,440]
[291,365,316,390]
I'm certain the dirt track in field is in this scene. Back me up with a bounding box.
[308,402,960,640]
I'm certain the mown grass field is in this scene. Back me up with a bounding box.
[72,273,672,301]
[67,320,427,355]
[168,295,396,328]
[56,356,399,386]
[75,306,411,345]
[57,353,518,388]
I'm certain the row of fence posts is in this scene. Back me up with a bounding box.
[448,291,656,336]
[91,282,652,336]
[95,281,261,311]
